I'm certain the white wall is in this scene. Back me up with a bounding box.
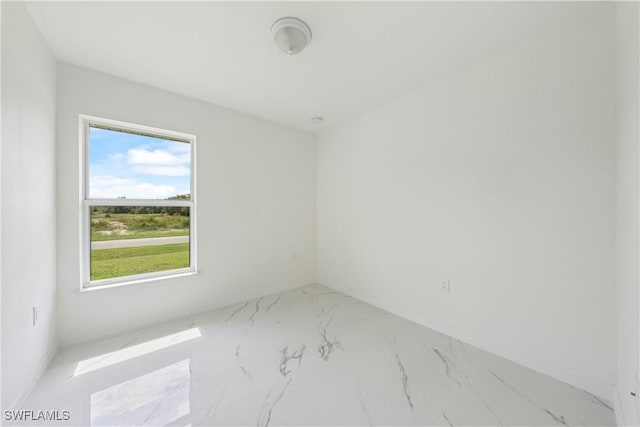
[1,2,58,409]
[615,2,640,425]
[317,6,616,398]
[56,64,316,347]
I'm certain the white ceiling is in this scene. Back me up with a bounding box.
[26,1,599,133]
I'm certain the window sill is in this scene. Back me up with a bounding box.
[79,270,199,293]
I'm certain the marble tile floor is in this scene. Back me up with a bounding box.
[18,284,614,426]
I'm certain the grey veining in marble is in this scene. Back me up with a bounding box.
[17,284,614,426]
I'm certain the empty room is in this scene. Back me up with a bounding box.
[2,1,639,426]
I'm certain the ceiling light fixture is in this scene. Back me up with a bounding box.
[272,17,312,55]
[310,116,324,124]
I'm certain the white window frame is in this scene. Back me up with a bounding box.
[80,115,197,289]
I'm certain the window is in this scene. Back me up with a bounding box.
[81,116,196,288]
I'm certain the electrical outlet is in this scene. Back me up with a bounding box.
[441,279,451,293]
[32,305,39,327]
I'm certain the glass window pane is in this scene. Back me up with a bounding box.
[88,126,191,200]
[90,206,190,281]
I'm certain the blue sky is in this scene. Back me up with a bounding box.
[89,127,191,199]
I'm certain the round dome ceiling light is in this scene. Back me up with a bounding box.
[272,17,312,55]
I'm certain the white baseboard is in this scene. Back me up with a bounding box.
[332,284,615,403]
[8,343,58,410]
[60,283,316,348]
[614,388,625,426]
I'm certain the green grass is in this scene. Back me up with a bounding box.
[91,212,189,242]
[90,212,190,280]
[91,229,189,241]
[91,243,189,281]
[92,212,189,230]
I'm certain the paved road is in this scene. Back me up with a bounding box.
[92,235,189,250]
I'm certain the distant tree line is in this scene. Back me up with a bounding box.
[91,194,190,217]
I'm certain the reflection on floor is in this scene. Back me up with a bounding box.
[20,284,614,426]
[91,359,191,426]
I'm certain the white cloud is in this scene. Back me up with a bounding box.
[107,153,124,161]
[90,175,177,199]
[166,142,190,154]
[127,148,189,166]
[132,165,190,177]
